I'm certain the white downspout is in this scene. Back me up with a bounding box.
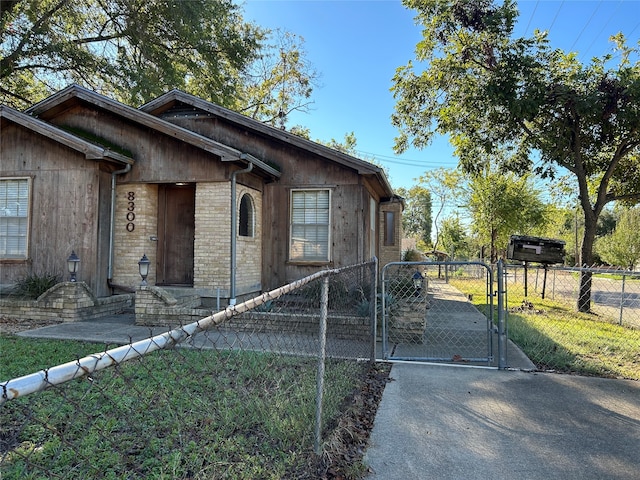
[108,164,132,286]
[229,157,253,306]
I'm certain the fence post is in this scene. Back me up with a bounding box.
[381,265,389,360]
[497,260,508,369]
[619,275,626,326]
[314,275,329,455]
[370,257,378,364]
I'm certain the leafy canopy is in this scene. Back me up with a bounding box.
[393,0,640,273]
[596,207,640,270]
[0,0,320,128]
[0,0,264,108]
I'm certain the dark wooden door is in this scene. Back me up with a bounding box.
[157,184,195,285]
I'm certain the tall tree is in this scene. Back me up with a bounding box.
[416,168,462,252]
[0,0,263,107]
[439,215,471,259]
[396,185,432,248]
[0,0,319,122]
[237,30,319,128]
[464,169,548,263]
[392,0,640,311]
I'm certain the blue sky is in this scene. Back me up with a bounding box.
[242,0,640,192]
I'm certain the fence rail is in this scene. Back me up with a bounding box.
[1,260,378,479]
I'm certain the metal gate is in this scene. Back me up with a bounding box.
[381,261,499,366]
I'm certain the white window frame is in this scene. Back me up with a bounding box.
[289,189,331,262]
[0,177,31,260]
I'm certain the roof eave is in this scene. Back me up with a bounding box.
[1,105,134,165]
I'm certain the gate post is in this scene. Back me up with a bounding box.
[497,260,508,369]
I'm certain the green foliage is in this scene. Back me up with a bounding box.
[0,1,319,128]
[414,168,464,251]
[393,0,640,297]
[11,272,60,299]
[402,248,424,262]
[439,215,472,259]
[466,168,548,262]
[596,206,640,270]
[236,29,320,127]
[1,0,263,108]
[396,185,432,246]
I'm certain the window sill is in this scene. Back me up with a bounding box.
[287,260,332,267]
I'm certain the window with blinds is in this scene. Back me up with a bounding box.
[0,178,30,259]
[290,189,330,262]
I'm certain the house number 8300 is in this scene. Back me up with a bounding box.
[126,192,135,232]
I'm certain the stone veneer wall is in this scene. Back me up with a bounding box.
[0,282,133,322]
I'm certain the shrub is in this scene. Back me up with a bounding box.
[12,273,60,299]
[402,249,424,262]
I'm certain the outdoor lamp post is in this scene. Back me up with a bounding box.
[412,270,423,297]
[138,253,150,286]
[67,251,80,282]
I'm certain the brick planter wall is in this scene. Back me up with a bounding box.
[0,282,133,322]
[135,286,371,340]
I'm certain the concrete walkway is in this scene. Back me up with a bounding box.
[364,363,640,480]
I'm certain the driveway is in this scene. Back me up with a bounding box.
[364,363,640,480]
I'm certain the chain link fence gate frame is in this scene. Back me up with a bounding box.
[380,261,506,368]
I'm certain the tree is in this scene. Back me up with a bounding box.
[439,215,471,259]
[416,168,462,252]
[392,0,640,311]
[596,207,640,270]
[396,185,432,248]
[237,30,320,128]
[0,0,264,107]
[464,168,548,263]
[0,0,319,123]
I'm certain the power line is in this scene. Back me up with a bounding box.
[523,0,539,36]
[570,0,602,51]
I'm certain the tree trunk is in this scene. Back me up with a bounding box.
[490,227,497,264]
[577,216,598,313]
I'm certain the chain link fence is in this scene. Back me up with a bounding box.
[500,263,640,378]
[1,260,378,479]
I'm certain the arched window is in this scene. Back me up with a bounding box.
[239,193,254,237]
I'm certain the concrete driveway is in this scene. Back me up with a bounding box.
[364,363,640,480]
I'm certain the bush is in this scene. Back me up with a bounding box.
[402,249,424,262]
[12,273,60,299]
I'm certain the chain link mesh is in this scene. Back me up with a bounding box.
[382,262,494,365]
[501,264,640,378]
[1,261,377,479]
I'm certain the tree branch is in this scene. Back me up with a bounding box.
[0,0,71,77]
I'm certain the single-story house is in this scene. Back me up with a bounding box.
[0,85,403,318]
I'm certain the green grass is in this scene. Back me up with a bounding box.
[449,278,640,380]
[0,336,367,479]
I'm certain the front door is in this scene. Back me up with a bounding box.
[157,184,195,285]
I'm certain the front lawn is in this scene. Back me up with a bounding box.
[1,335,378,479]
[449,279,640,380]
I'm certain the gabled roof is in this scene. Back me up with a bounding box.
[25,85,280,180]
[141,90,395,198]
[1,105,133,165]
